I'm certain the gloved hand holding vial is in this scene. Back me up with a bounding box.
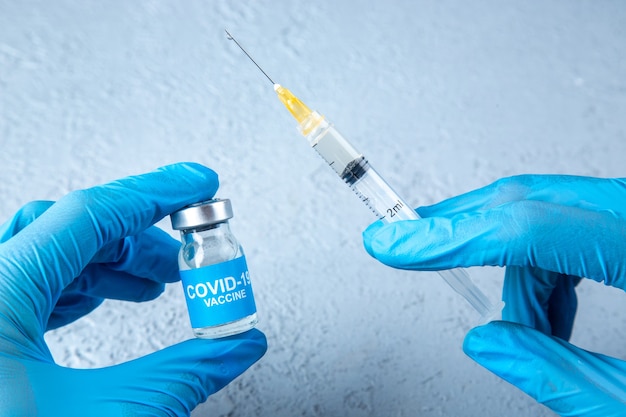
[0,163,267,416]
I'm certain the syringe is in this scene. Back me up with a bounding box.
[226,31,503,321]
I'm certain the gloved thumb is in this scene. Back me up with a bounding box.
[463,321,626,416]
[94,329,267,416]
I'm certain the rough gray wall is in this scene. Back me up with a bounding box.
[1,1,625,416]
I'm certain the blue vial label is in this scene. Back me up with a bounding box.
[180,256,257,329]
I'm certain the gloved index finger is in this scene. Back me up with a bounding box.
[418,174,626,219]
[0,162,217,338]
[364,199,626,289]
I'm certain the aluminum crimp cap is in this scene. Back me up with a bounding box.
[170,198,233,230]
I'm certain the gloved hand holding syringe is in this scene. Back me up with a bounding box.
[226,30,504,322]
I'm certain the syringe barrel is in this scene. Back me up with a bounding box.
[351,164,503,321]
[302,114,417,221]
[348,160,419,222]
[303,114,503,320]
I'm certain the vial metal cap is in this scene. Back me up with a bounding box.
[170,199,233,230]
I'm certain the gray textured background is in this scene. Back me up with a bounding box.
[1,1,625,416]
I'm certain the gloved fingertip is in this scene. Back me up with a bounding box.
[14,200,56,221]
[463,324,488,356]
[135,281,166,302]
[415,205,433,218]
[183,328,268,363]
[363,219,385,236]
[232,328,268,357]
[362,220,386,256]
[241,327,267,343]
[462,321,510,362]
[177,162,219,181]
[158,162,220,195]
[0,200,55,242]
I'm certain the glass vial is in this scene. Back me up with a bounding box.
[170,198,257,338]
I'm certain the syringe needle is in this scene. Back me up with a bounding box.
[225,29,275,85]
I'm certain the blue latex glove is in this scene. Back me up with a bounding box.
[0,163,267,416]
[363,174,626,416]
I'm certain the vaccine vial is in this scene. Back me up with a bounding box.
[170,198,258,338]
